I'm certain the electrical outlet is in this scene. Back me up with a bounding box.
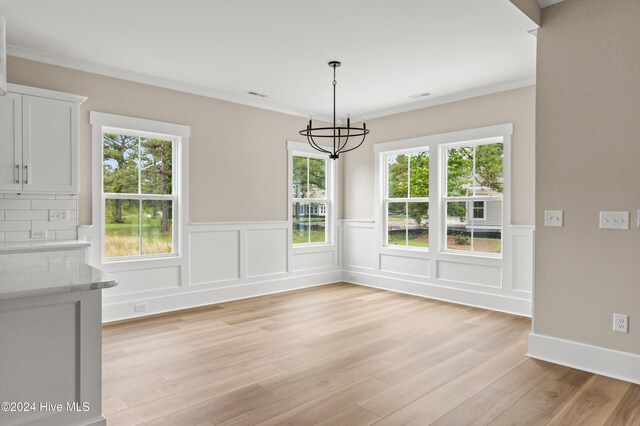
[134,303,149,313]
[31,229,47,240]
[613,313,629,333]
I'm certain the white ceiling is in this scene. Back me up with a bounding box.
[0,0,538,121]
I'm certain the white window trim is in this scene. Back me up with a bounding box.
[90,112,190,272]
[374,123,512,264]
[287,141,337,252]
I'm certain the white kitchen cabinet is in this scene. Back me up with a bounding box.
[0,92,22,191]
[0,84,86,194]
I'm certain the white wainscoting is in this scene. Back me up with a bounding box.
[100,219,531,321]
[341,220,534,316]
[100,221,340,322]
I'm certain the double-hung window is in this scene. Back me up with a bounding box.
[443,139,504,254]
[291,153,330,245]
[102,130,177,259]
[91,112,189,264]
[376,124,509,259]
[384,150,429,248]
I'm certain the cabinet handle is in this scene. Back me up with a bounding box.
[24,165,28,184]
[15,165,19,184]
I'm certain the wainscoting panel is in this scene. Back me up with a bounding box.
[246,228,288,277]
[380,253,430,278]
[107,266,181,295]
[189,230,240,285]
[344,222,375,270]
[436,260,502,288]
[511,226,534,293]
[293,250,334,272]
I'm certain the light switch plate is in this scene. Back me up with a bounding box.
[49,209,69,222]
[599,211,629,230]
[544,210,563,227]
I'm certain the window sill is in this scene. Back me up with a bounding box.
[291,243,335,254]
[99,254,184,272]
[438,250,503,264]
[380,246,430,259]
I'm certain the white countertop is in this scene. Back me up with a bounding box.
[0,256,117,300]
[0,240,92,254]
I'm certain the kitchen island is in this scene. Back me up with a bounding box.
[0,253,117,426]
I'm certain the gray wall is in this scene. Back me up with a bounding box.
[341,86,536,225]
[535,0,640,354]
[8,57,322,225]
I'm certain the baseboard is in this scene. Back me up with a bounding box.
[528,333,640,385]
[344,270,531,317]
[102,270,342,323]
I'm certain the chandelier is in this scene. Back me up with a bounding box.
[299,61,369,159]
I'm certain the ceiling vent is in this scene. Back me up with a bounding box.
[409,92,431,99]
[246,91,267,98]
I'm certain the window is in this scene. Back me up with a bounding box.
[384,150,429,248]
[444,141,503,254]
[102,131,177,258]
[91,112,189,263]
[473,201,486,220]
[291,154,329,245]
[376,124,510,260]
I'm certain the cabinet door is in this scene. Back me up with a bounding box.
[22,95,78,193]
[0,93,22,191]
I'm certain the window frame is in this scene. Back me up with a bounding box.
[90,112,190,268]
[441,137,504,257]
[374,123,511,262]
[382,148,430,251]
[287,141,335,249]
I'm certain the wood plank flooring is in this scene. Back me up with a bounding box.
[102,283,640,425]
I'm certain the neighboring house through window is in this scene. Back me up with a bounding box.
[473,201,486,220]
[443,140,504,254]
[288,141,333,246]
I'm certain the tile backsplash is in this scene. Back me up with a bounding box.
[0,194,78,243]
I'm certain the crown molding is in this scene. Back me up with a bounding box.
[537,0,565,8]
[363,76,536,121]
[8,44,535,123]
[7,44,335,121]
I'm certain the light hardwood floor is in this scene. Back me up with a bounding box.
[102,283,640,425]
